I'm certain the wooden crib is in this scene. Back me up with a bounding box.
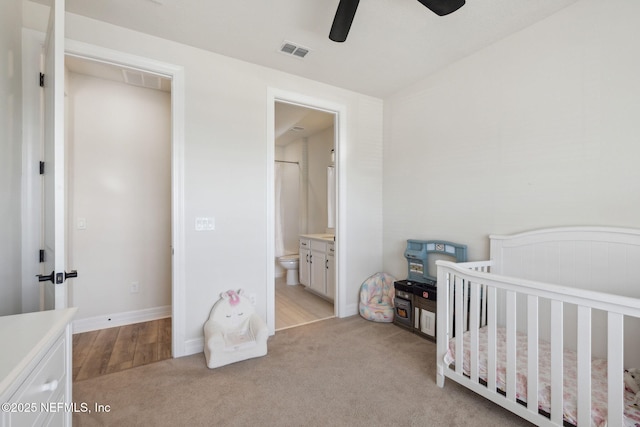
[436,227,640,427]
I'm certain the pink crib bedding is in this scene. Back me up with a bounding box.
[444,326,640,427]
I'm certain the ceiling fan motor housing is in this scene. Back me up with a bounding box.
[417,0,465,16]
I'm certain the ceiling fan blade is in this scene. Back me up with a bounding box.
[329,0,360,42]
[416,0,465,16]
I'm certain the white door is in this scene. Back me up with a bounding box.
[39,0,74,310]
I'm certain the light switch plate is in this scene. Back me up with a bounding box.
[195,217,215,231]
[77,218,87,230]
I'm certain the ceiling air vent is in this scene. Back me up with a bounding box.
[279,41,310,59]
[122,69,162,90]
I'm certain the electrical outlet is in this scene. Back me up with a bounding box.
[130,282,139,293]
[248,293,257,306]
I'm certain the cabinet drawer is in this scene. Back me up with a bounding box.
[310,240,327,251]
[7,336,66,427]
[299,238,310,249]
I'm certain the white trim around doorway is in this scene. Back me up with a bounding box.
[266,88,348,335]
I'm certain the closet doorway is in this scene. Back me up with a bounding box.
[65,55,173,363]
[272,100,339,331]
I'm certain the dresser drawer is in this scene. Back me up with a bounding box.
[6,335,66,427]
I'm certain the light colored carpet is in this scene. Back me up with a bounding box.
[73,315,534,426]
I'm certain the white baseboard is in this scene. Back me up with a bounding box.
[72,305,171,334]
[184,337,204,356]
[343,302,358,318]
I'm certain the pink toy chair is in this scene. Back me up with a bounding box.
[203,289,268,369]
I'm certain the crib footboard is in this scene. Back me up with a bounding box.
[435,260,640,427]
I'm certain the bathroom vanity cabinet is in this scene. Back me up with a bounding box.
[0,308,77,427]
[299,238,311,287]
[299,235,335,301]
[326,242,335,301]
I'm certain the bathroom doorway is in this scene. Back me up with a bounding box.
[273,101,337,331]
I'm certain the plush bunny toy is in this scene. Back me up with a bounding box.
[624,368,640,406]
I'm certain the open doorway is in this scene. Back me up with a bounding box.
[65,55,173,378]
[272,100,338,331]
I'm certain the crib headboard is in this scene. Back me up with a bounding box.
[489,226,640,299]
[489,226,640,366]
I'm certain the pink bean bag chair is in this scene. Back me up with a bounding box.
[358,272,396,322]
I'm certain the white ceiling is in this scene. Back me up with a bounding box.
[55,0,580,98]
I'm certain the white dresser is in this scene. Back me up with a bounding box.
[0,308,77,427]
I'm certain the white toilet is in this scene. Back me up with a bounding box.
[278,254,300,285]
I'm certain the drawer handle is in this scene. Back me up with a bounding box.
[40,379,59,392]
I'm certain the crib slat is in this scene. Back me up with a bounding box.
[448,275,455,346]
[608,312,624,427]
[470,281,480,382]
[506,290,517,401]
[436,269,449,388]
[463,280,470,335]
[577,306,591,427]
[481,284,488,326]
[454,275,464,376]
[550,300,563,425]
[527,295,539,414]
[487,286,497,393]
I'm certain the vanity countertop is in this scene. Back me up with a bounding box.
[300,233,335,242]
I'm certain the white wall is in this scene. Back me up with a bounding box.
[383,0,640,279]
[0,0,23,316]
[307,126,335,234]
[67,72,171,324]
[22,3,384,353]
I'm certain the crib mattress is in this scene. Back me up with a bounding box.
[444,326,640,427]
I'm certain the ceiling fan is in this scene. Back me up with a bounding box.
[329,0,465,42]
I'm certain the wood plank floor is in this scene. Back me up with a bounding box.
[275,276,334,331]
[73,317,171,382]
[73,280,332,381]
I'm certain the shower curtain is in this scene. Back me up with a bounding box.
[274,163,285,258]
[275,161,301,258]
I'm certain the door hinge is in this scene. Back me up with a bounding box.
[39,249,45,263]
[39,73,45,87]
[39,161,45,175]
